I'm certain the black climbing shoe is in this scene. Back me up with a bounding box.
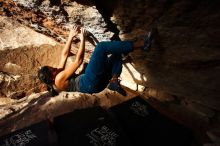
[143,28,157,51]
[108,80,127,96]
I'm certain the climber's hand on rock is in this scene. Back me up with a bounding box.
[79,28,87,40]
[69,25,79,39]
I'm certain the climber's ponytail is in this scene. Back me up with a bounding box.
[47,84,59,97]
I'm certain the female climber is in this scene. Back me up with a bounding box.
[38,26,154,96]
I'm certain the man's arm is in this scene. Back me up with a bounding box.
[58,26,79,69]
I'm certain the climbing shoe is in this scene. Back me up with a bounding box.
[143,28,157,51]
[108,79,127,96]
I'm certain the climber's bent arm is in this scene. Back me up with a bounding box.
[58,26,79,69]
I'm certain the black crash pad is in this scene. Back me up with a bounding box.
[54,106,131,146]
[109,96,193,146]
[0,120,58,146]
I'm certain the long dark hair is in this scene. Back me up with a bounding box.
[38,66,58,96]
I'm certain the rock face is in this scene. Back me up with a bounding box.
[112,0,220,111]
[0,0,220,145]
[0,17,57,50]
[0,0,219,112]
[0,0,113,43]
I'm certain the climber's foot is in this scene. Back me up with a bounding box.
[108,79,127,96]
[142,28,157,51]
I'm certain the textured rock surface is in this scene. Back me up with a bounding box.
[0,0,113,43]
[0,0,220,145]
[113,0,220,111]
[0,17,57,50]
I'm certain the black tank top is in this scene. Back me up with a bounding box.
[66,74,81,92]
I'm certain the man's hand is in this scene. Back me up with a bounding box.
[69,25,79,39]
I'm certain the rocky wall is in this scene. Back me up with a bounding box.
[112,0,220,111]
[0,0,220,145]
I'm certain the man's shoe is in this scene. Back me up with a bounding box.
[108,80,127,96]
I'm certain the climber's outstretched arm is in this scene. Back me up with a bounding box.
[58,26,79,69]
